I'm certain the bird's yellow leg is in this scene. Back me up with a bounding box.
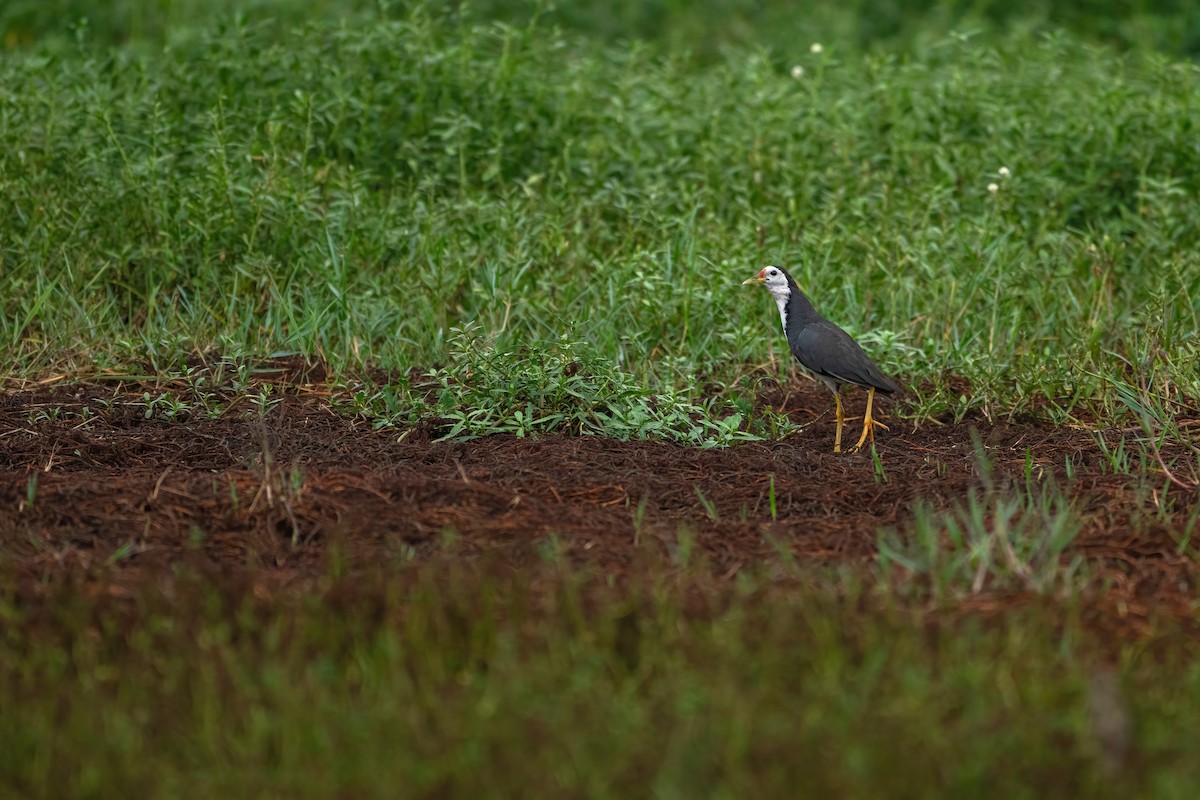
[852,387,889,452]
[833,391,844,453]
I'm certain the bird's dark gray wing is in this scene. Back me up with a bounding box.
[789,321,900,393]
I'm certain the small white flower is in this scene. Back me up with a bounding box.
[810,43,823,54]
[987,182,1000,194]
[998,166,1010,178]
[791,64,804,79]
[753,170,763,184]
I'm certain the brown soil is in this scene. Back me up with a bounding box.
[2,367,1197,639]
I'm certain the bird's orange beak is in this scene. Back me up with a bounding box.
[741,269,767,285]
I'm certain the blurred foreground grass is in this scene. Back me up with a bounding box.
[2,559,1198,798]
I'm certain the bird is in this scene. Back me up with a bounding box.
[742,265,899,453]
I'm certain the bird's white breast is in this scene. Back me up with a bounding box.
[771,288,790,336]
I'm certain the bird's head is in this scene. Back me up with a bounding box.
[742,265,790,299]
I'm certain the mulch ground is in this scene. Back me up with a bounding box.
[1,365,1197,639]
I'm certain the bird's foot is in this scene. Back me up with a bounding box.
[850,418,888,453]
[847,416,889,431]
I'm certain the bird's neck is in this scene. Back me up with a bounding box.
[772,278,822,334]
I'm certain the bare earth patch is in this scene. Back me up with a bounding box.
[2,372,1196,642]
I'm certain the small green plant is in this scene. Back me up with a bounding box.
[870,445,889,484]
[693,486,719,521]
[671,524,696,567]
[877,475,1086,600]
[22,473,38,512]
[536,533,569,565]
[139,391,192,420]
[27,406,62,424]
[247,385,282,420]
[247,442,304,544]
[335,382,421,429]
[767,473,778,522]
[1094,433,1132,475]
[187,526,206,549]
[427,325,763,447]
[105,541,141,566]
[631,495,649,547]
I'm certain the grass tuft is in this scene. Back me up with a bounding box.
[426,324,771,445]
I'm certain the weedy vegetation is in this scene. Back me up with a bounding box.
[3,0,1199,431]
[4,562,1200,798]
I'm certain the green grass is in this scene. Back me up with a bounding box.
[878,473,1089,599]
[2,0,1199,433]
[424,323,782,444]
[2,561,1198,799]
[5,0,1200,57]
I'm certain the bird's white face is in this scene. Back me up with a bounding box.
[743,265,793,334]
[742,266,790,300]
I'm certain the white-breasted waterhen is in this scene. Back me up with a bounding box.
[743,265,899,453]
